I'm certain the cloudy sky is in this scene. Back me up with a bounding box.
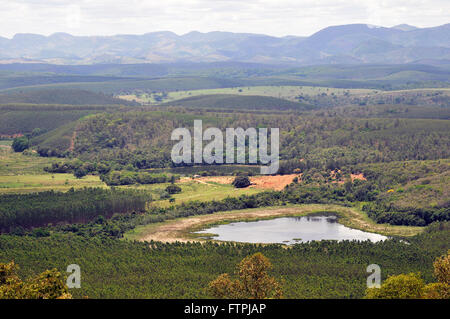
[0,0,449,38]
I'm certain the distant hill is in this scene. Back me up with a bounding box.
[162,94,314,111]
[0,23,449,65]
[391,24,418,32]
[0,104,116,136]
[0,64,447,95]
[0,88,138,105]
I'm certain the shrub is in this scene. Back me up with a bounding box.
[166,185,182,195]
[74,168,87,179]
[12,136,29,152]
[232,176,251,188]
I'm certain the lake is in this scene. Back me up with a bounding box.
[194,215,388,244]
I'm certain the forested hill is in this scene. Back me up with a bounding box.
[161,94,314,111]
[31,110,450,169]
[0,89,137,106]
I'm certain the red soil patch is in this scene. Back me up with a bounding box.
[69,131,77,152]
[351,173,367,181]
[249,174,300,191]
[180,174,300,191]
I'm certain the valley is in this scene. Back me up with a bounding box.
[0,54,449,300]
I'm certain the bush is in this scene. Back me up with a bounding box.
[232,176,251,188]
[166,185,182,194]
[74,168,87,179]
[11,136,29,152]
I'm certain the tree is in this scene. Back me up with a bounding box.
[209,253,283,299]
[232,176,251,188]
[432,249,449,285]
[423,250,450,299]
[11,136,29,152]
[365,250,450,299]
[0,261,72,299]
[166,184,181,194]
[365,272,425,299]
[74,167,87,179]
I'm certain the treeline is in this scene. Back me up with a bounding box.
[0,188,149,233]
[362,202,449,227]
[100,171,178,186]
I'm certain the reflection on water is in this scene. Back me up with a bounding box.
[194,215,388,245]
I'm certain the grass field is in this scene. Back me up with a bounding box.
[0,173,105,194]
[0,140,12,147]
[0,146,108,193]
[119,180,263,207]
[0,147,57,175]
[0,147,265,199]
[118,85,378,104]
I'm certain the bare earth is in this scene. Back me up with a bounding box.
[179,174,300,191]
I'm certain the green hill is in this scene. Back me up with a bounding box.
[0,88,137,105]
[162,94,313,111]
[30,110,450,168]
[0,104,116,136]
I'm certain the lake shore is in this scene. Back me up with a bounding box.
[126,204,424,243]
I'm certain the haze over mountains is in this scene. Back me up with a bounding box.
[0,23,449,65]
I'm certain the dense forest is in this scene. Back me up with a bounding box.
[27,110,450,169]
[161,94,314,110]
[0,89,137,106]
[0,188,149,233]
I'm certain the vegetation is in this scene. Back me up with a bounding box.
[365,250,449,299]
[100,171,178,186]
[0,222,448,298]
[162,94,313,111]
[209,253,283,299]
[0,188,149,232]
[29,110,450,173]
[0,62,449,299]
[0,261,72,299]
[0,89,136,106]
[166,184,182,194]
[232,176,251,188]
[0,104,113,136]
[11,136,29,152]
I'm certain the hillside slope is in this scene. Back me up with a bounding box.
[0,89,137,105]
[162,94,314,110]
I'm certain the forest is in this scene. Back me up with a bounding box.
[0,222,448,298]
[0,188,149,233]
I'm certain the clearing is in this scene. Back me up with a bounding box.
[118,85,378,104]
[180,174,300,191]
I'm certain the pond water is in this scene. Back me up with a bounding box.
[194,215,388,244]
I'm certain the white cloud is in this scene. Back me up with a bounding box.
[0,0,448,38]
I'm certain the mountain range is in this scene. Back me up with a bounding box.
[0,23,449,65]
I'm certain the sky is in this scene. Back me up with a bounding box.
[0,0,449,38]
